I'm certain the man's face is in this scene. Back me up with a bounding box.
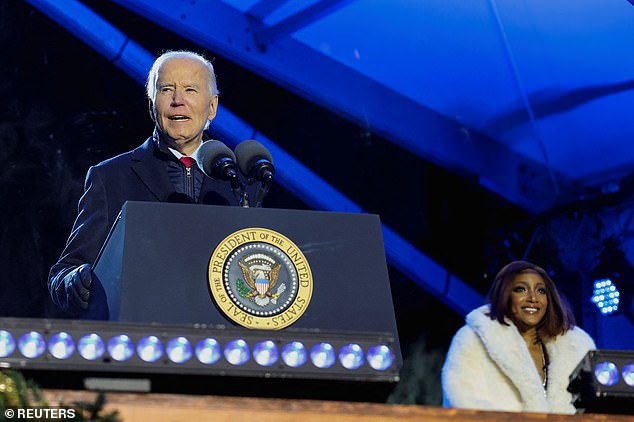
[153,57,218,151]
[509,270,548,331]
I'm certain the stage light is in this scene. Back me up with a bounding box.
[0,318,401,401]
[166,337,192,364]
[311,342,335,369]
[339,343,364,370]
[590,240,634,320]
[281,341,307,368]
[137,336,163,363]
[591,278,620,315]
[623,364,634,387]
[224,339,250,365]
[195,337,221,364]
[0,329,16,358]
[569,349,634,414]
[367,344,394,371]
[107,334,134,362]
[77,333,105,360]
[595,361,619,386]
[18,331,46,359]
[253,340,278,366]
[48,332,75,360]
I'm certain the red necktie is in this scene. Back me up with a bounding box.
[180,156,195,168]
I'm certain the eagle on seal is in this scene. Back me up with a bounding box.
[238,260,282,299]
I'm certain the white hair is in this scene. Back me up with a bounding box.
[145,50,219,105]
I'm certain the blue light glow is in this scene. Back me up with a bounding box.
[595,361,620,386]
[623,363,634,387]
[166,337,192,363]
[78,334,105,360]
[339,343,364,370]
[224,339,250,365]
[107,334,134,361]
[48,332,75,359]
[137,336,163,362]
[310,342,336,368]
[281,341,307,368]
[591,278,620,315]
[18,331,46,358]
[253,340,279,366]
[0,330,16,358]
[195,338,221,364]
[367,344,394,371]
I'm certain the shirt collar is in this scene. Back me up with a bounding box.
[152,128,203,159]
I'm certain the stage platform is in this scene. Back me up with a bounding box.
[42,390,634,422]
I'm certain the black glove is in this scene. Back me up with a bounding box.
[63,263,93,310]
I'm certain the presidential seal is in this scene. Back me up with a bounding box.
[208,228,313,329]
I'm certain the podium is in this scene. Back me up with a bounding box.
[0,201,401,401]
[92,201,399,337]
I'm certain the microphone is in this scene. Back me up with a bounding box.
[195,140,237,180]
[234,140,275,182]
[195,140,249,207]
[234,140,275,208]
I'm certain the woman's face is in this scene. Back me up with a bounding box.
[509,270,548,331]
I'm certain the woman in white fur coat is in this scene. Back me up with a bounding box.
[441,260,596,414]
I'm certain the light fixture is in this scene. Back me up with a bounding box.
[311,342,336,369]
[367,344,395,371]
[253,340,278,367]
[224,339,250,366]
[77,333,105,360]
[591,278,620,315]
[590,240,634,321]
[107,334,134,362]
[136,336,163,363]
[339,343,364,370]
[0,317,400,402]
[18,331,46,359]
[281,341,307,368]
[48,332,75,360]
[0,329,16,358]
[568,349,634,414]
[165,337,192,364]
[195,337,221,365]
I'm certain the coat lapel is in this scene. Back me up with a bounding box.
[130,138,176,202]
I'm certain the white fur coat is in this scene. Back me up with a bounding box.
[441,305,596,414]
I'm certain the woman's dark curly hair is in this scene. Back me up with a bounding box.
[487,260,576,338]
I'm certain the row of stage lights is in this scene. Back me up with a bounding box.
[0,319,398,380]
[0,329,393,370]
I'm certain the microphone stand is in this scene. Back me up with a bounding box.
[253,173,273,208]
[229,174,249,208]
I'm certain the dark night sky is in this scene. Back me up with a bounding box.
[0,0,561,360]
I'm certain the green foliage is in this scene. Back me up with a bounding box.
[236,278,251,297]
[0,370,46,411]
[0,370,122,422]
[386,334,446,406]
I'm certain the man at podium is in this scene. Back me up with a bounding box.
[48,50,240,316]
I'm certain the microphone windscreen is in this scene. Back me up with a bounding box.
[234,140,273,176]
[195,140,236,178]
